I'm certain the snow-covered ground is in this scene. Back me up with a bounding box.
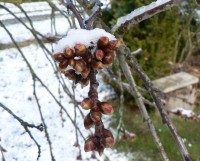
[0,2,127,160]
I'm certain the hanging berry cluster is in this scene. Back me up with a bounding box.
[53,34,121,156]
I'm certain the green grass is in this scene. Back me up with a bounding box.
[110,104,200,161]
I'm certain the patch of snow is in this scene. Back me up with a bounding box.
[54,28,116,53]
[170,107,196,118]
[112,0,171,31]
[0,44,127,161]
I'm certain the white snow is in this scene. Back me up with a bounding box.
[0,44,127,161]
[112,0,171,31]
[54,28,116,53]
[170,108,196,118]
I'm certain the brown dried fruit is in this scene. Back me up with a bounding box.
[84,137,96,152]
[100,137,115,148]
[80,78,90,87]
[90,110,102,122]
[108,40,121,49]
[64,48,74,58]
[92,60,104,70]
[84,113,94,129]
[81,98,94,110]
[81,66,90,79]
[59,59,68,69]
[64,69,76,80]
[102,54,113,66]
[52,53,65,62]
[75,43,87,56]
[75,59,87,72]
[94,49,105,61]
[99,102,114,115]
[68,58,76,67]
[97,36,109,49]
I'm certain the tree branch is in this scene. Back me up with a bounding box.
[112,0,181,35]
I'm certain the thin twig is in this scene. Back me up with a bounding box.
[127,54,192,161]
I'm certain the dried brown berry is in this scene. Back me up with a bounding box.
[81,98,94,110]
[64,69,76,80]
[52,53,65,62]
[94,49,105,61]
[80,78,90,87]
[75,59,87,72]
[90,110,102,122]
[64,48,74,58]
[103,129,114,138]
[101,137,115,148]
[84,137,96,152]
[96,145,104,156]
[81,66,90,79]
[102,54,113,66]
[84,113,94,129]
[99,102,114,115]
[75,44,87,56]
[59,59,68,69]
[97,36,109,49]
[68,58,75,67]
[92,60,104,70]
[108,40,121,49]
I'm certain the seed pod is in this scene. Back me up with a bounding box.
[102,54,113,66]
[81,98,94,110]
[94,49,105,61]
[81,66,90,79]
[84,137,96,152]
[99,102,114,115]
[84,113,94,129]
[100,137,115,148]
[97,36,109,49]
[64,69,76,80]
[64,48,74,58]
[90,110,102,122]
[75,43,87,56]
[103,129,114,138]
[52,53,65,62]
[80,78,90,87]
[108,40,121,49]
[59,59,68,70]
[68,58,76,67]
[75,59,87,72]
[92,60,104,70]
[96,145,104,156]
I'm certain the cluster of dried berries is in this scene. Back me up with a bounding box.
[53,36,120,86]
[53,36,121,155]
[82,98,115,155]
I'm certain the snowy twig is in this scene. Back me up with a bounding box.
[127,54,192,161]
[112,0,181,34]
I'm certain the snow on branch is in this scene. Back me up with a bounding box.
[112,0,180,34]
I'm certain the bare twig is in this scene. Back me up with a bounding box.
[127,54,192,161]
[117,50,169,161]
